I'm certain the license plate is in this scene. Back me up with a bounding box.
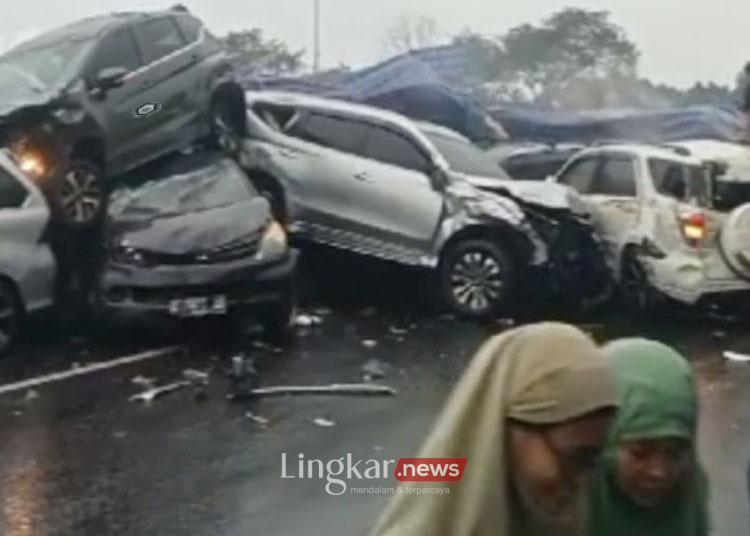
[169,296,227,318]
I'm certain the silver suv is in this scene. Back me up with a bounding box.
[241,92,609,317]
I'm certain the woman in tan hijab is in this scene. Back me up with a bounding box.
[371,323,619,536]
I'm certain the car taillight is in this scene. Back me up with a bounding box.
[681,212,707,246]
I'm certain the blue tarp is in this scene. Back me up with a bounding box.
[490,105,748,144]
[244,45,508,144]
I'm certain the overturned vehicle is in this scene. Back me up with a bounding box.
[94,153,297,336]
[241,92,610,317]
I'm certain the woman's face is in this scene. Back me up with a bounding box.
[614,437,692,508]
[508,410,615,524]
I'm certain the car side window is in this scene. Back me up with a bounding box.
[286,113,369,155]
[363,127,429,172]
[559,158,599,194]
[0,168,28,209]
[650,159,688,200]
[174,15,202,43]
[593,157,637,197]
[89,28,142,75]
[133,17,187,65]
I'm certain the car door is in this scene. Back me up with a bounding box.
[282,111,372,235]
[83,26,147,174]
[129,16,197,167]
[353,124,444,260]
[0,159,53,309]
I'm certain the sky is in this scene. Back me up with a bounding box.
[0,0,747,89]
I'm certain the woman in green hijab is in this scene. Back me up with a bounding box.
[589,338,709,536]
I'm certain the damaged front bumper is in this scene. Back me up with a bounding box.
[95,250,298,322]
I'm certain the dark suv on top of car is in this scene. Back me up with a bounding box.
[0,6,246,226]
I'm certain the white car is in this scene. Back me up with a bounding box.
[555,142,750,312]
[0,150,56,353]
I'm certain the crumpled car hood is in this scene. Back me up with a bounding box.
[461,174,577,210]
[0,74,57,125]
[111,198,270,255]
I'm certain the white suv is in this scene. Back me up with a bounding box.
[555,142,750,312]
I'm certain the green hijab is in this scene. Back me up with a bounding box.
[588,338,709,536]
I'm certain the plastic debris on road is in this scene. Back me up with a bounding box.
[129,381,189,404]
[293,314,323,328]
[132,375,155,388]
[24,389,39,403]
[362,339,378,349]
[389,326,409,336]
[724,351,750,363]
[313,417,336,427]
[183,369,210,385]
[362,358,387,380]
[245,411,270,426]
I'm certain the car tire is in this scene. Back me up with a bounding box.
[54,159,107,228]
[620,249,659,315]
[207,98,243,157]
[439,238,516,318]
[260,282,296,345]
[0,281,22,356]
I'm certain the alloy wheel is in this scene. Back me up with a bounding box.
[59,166,104,225]
[449,250,505,313]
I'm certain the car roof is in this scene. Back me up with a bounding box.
[415,121,471,142]
[245,91,422,132]
[575,143,703,166]
[2,10,182,55]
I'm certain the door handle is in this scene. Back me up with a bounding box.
[354,172,372,182]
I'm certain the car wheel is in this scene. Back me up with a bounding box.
[620,249,659,315]
[0,282,22,355]
[440,239,516,318]
[56,160,106,228]
[208,100,243,157]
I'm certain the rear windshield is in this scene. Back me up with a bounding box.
[112,159,257,217]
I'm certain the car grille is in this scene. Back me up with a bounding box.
[143,236,261,266]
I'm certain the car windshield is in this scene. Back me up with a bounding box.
[0,39,92,88]
[425,131,511,179]
[113,160,257,217]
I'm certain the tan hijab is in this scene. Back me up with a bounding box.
[370,323,618,536]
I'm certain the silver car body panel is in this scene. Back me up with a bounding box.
[0,151,55,312]
[241,91,546,269]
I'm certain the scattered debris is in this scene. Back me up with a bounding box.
[183,369,210,385]
[723,351,750,363]
[389,326,409,336]
[246,411,270,427]
[13,410,22,417]
[313,417,336,427]
[230,353,257,380]
[251,340,284,354]
[313,307,333,316]
[293,314,323,328]
[113,431,128,439]
[24,389,39,403]
[362,358,388,380]
[230,383,397,400]
[129,381,189,404]
[131,375,155,389]
[362,339,378,349]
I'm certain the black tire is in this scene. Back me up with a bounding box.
[207,98,244,157]
[53,159,107,228]
[439,238,517,318]
[620,249,659,315]
[0,281,22,356]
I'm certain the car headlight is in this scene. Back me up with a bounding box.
[17,151,47,177]
[256,220,288,260]
[110,242,150,266]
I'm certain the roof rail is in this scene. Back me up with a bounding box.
[590,139,692,157]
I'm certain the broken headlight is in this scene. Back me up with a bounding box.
[255,220,288,261]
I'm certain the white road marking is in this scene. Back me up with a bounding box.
[0,347,182,397]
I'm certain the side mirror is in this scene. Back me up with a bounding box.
[95,66,129,91]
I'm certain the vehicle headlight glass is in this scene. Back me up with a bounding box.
[256,220,288,260]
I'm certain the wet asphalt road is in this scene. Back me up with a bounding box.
[0,246,748,536]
